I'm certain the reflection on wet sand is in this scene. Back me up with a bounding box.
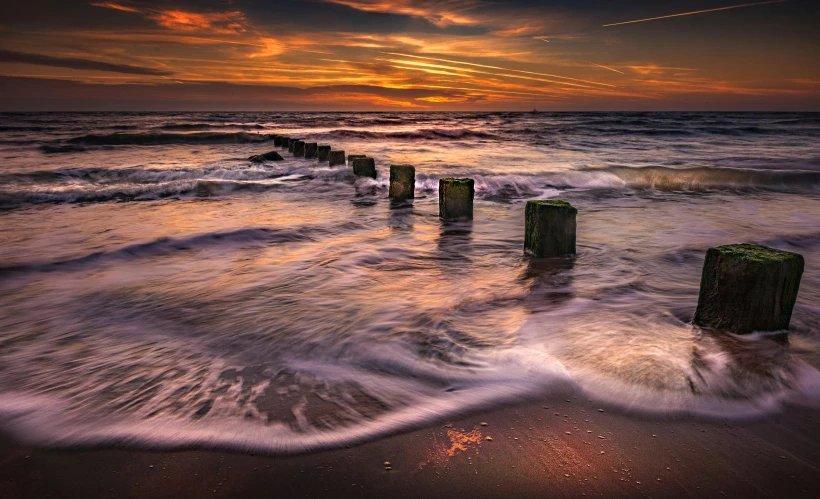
[520,257,576,312]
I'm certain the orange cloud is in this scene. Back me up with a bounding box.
[93,2,250,35]
[320,0,481,27]
[147,10,247,34]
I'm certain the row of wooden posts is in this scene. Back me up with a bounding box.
[267,134,806,337]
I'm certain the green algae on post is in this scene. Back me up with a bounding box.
[439,178,474,220]
[317,145,331,162]
[694,243,804,334]
[524,200,577,258]
[328,150,345,166]
[389,164,415,200]
[352,157,376,179]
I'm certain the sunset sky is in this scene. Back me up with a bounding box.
[1,0,818,111]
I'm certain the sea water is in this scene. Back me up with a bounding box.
[0,112,819,453]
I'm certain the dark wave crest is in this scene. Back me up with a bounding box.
[66,132,274,146]
[316,128,497,141]
[155,123,266,131]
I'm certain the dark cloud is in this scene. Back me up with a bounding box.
[0,50,172,76]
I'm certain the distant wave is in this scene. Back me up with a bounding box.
[315,128,498,141]
[155,123,266,131]
[40,144,88,154]
[597,166,820,192]
[0,228,313,275]
[66,131,274,146]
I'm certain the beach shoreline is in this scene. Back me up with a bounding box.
[2,394,818,499]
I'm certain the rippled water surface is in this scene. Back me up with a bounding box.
[1,112,819,453]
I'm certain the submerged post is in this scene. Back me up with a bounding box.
[439,178,474,221]
[348,154,366,165]
[694,244,804,334]
[352,157,377,179]
[389,164,415,200]
[328,150,346,166]
[304,142,318,159]
[524,200,577,258]
[292,140,305,157]
[317,145,331,162]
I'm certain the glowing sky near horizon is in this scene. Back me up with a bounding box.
[0,0,817,110]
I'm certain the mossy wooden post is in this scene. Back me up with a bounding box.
[694,244,804,334]
[317,145,331,162]
[439,178,474,221]
[389,164,415,200]
[352,157,376,179]
[524,200,577,258]
[304,142,318,159]
[348,154,366,165]
[273,135,283,147]
[328,150,345,166]
[292,140,305,157]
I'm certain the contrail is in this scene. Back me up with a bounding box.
[381,52,615,87]
[603,0,787,27]
[587,62,624,74]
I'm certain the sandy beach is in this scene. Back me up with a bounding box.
[2,392,818,499]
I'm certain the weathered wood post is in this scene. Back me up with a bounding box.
[439,178,474,221]
[289,138,302,153]
[317,145,331,162]
[389,164,415,200]
[348,154,366,165]
[694,244,804,334]
[273,135,283,147]
[352,157,377,179]
[292,140,305,157]
[524,200,577,258]
[328,150,346,166]
[281,137,291,149]
[304,142,318,159]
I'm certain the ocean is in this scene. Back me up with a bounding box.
[1,111,819,454]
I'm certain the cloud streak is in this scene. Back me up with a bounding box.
[0,49,172,76]
[604,0,788,27]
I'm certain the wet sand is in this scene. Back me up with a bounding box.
[1,394,818,499]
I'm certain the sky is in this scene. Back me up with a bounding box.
[0,0,818,111]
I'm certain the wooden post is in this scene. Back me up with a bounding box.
[348,154,366,165]
[524,200,577,258]
[328,150,346,166]
[389,164,415,200]
[439,178,474,220]
[317,145,331,162]
[292,140,305,157]
[352,157,377,179]
[304,142,318,159]
[694,244,804,334]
